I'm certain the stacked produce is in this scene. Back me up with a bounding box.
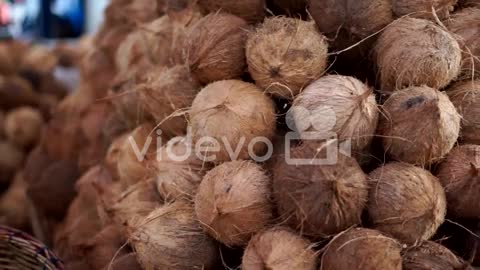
[1,0,479,269]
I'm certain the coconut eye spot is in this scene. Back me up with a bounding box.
[403,95,426,109]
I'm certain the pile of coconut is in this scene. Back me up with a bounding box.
[12,0,480,269]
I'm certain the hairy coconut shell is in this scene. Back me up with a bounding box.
[457,0,480,7]
[321,228,402,270]
[198,0,265,23]
[80,49,116,99]
[190,80,276,163]
[185,13,248,84]
[195,160,273,246]
[124,0,163,25]
[0,141,24,185]
[447,80,480,144]
[402,241,473,270]
[273,142,368,238]
[128,201,219,270]
[102,253,142,270]
[292,75,378,154]
[309,0,393,41]
[436,145,480,219]
[20,45,58,75]
[0,76,39,110]
[446,8,480,80]
[0,43,16,75]
[242,227,317,270]
[378,86,460,165]
[105,133,129,179]
[246,17,328,99]
[138,65,201,137]
[153,137,210,201]
[391,0,457,19]
[375,17,461,92]
[23,146,52,184]
[368,162,446,244]
[0,172,29,230]
[0,110,4,138]
[4,107,44,149]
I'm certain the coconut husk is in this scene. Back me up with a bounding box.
[0,76,40,110]
[4,106,44,149]
[0,172,30,231]
[198,0,265,23]
[392,0,457,19]
[20,45,58,75]
[102,253,142,270]
[23,146,52,184]
[0,141,24,186]
[267,0,307,17]
[447,80,480,144]
[402,241,473,270]
[368,162,446,244]
[246,17,329,99]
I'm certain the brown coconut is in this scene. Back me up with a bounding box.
[436,145,480,219]
[0,172,29,230]
[153,137,210,201]
[321,228,402,270]
[242,227,317,270]
[446,7,480,80]
[102,253,142,270]
[267,0,307,17]
[309,0,394,42]
[0,110,4,138]
[0,76,39,110]
[137,65,201,137]
[447,80,480,144]
[20,45,58,75]
[457,0,480,7]
[185,13,248,84]
[0,141,24,185]
[378,86,460,165]
[105,133,129,179]
[124,0,163,25]
[375,17,461,92]
[0,43,16,75]
[273,142,369,238]
[4,106,44,148]
[246,17,328,99]
[195,160,273,246]
[402,241,473,270]
[368,162,446,244]
[197,0,265,23]
[391,0,457,19]
[23,146,52,184]
[292,75,379,154]
[128,201,219,270]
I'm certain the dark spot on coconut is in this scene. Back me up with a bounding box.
[404,96,426,109]
[270,67,281,78]
[225,184,232,193]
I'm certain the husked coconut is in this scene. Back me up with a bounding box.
[246,17,328,99]
[447,80,480,144]
[4,107,43,148]
[391,0,457,19]
[402,241,473,270]
[197,0,265,23]
[436,145,480,219]
[375,17,461,92]
[242,227,317,270]
[378,86,460,166]
[195,160,273,246]
[368,162,447,244]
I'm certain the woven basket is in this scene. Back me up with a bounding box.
[0,226,63,270]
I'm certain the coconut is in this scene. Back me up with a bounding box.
[309,0,393,42]
[273,142,368,238]
[0,172,29,230]
[0,141,24,185]
[197,0,265,23]
[446,8,480,80]
[392,0,456,19]
[0,76,39,110]
[321,228,402,270]
[27,160,80,220]
[80,49,117,99]
[457,0,480,7]
[20,45,58,75]
[291,75,378,154]
[246,17,328,99]
[4,107,44,148]
[368,162,446,244]
[447,80,480,144]
[102,253,142,270]
[153,137,210,201]
[267,0,307,17]
[124,0,163,25]
[128,201,219,270]
[23,146,52,184]
[190,80,276,163]
[402,241,473,270]
[185,13,248,84]
[436,145,480,219]
[105,133,129,179]
[195,160,273,246]
[378,86,460,165]
[0,43,16,75]
[375,17,461,92]
[137,65,200,137]
[0,110,4,138]
[242,227,317,270]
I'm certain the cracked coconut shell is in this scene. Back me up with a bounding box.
[402,241,473,270]
[198,0,265,23]
[437,145,480,219]
[446,7,480,80]
[246,17,328,99]
[321,228,402,270]
[185,13,248,84]
[195,160,273,246]
[242,227,317,270]
[447,80,480,144]
[378,86,460,166]
[292,75,378,154]
[375,17,461,92]
[391,0,456,19]
[368,162,447,244]
[190,80,276,163]
[128,201,218,270]
[273,142,368,238]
